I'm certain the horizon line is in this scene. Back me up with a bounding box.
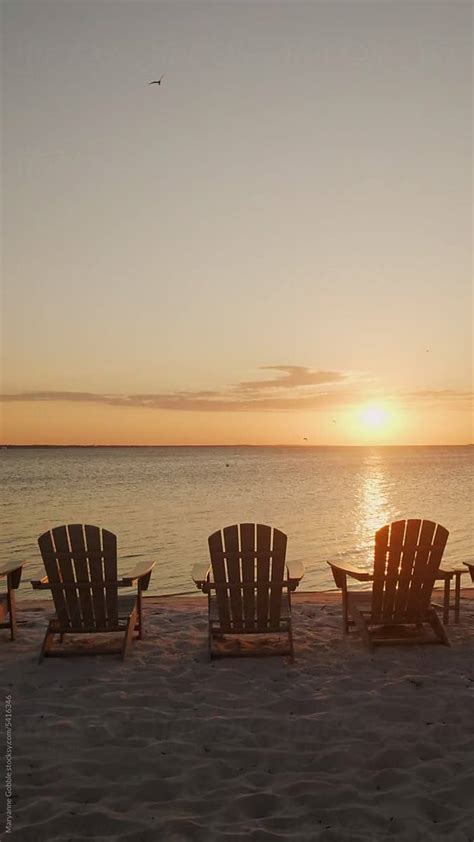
[1,443,473,449]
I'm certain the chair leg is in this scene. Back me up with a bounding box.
[7,589,17,641]
[428,608,450,646]
[350,605,374,651]
[454,572,462,623]
[341,576,349,634]
[136,586,143,640]
[122,609,137,660]
[39,624,56,663]
[443,577,451,625]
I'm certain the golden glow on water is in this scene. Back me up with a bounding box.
[1,446,471,595]
[355,452,393,565]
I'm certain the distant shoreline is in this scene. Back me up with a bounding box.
[1,444,473,450]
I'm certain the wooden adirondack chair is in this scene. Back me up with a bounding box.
[192,523,304,659]
[31,524,155,661]
[328,519,450,649]
[0,561,25,640]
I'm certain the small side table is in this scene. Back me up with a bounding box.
[436,567,469,624]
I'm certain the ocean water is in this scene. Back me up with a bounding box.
[1,446,472,597]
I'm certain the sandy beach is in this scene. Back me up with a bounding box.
[3,590,474,842]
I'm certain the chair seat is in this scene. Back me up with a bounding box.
[209,592,291,633]
[347,591,435,624]
[50,594,138,633]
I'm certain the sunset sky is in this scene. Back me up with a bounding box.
[2,0,472,445]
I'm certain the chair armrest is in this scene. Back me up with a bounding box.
[286,560,305,590]
[31,576,50,590]
[463,562,474,582]
[120,561,155,590]
[436,568,454,580]
[0,560,25,578]
[0,561,25,589]
[192,562,211,591]
[327,560,373,589]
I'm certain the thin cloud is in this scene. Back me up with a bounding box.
[235,366,345,392]
[1,365,353,412]
[403,389,473,409]
[0,389,355,412]
[3,372,469,413]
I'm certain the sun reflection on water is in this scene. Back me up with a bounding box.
[354,452,394,567]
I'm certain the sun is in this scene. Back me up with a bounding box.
[345,401,403,442]
[359,405,389,430]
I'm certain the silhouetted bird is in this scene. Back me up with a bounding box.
[149,76,164,85]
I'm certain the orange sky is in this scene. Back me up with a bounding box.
[2,376,471,446]
[2,2,472,446]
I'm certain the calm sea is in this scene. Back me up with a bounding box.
[1,446,472,597]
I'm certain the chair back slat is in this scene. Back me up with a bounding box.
[38,530,71,629]
[208,524,288,633]
[240,523,256,630]
[396,519,426,619]
[102,529,118,626]
[223,525,243,628]
[391,519,423,617]
[268,528,287,628]
[255,524,272,629]
[407,521,448,617]
[371,519,449,623]
[84,525,117,628]
[67,524,95,627]
[208,529,231,629]
[84,525,107,626]
[371,523,389,620]
[52,526,84,628]
[38,524,119,631]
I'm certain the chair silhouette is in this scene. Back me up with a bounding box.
[31,524,155,661]
[193,523,304,659]
[328,519,450,649]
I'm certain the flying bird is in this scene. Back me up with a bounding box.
[149,75,164,85]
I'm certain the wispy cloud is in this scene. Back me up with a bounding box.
[402,390,473,410]
[0,366,352,412]
[2,370,471,413]
[235,366,345,393]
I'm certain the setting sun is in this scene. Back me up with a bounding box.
[360,405,389,429]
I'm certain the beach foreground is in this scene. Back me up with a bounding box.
[4,592,474,842]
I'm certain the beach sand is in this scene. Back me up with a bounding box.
[3,591,474,842]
